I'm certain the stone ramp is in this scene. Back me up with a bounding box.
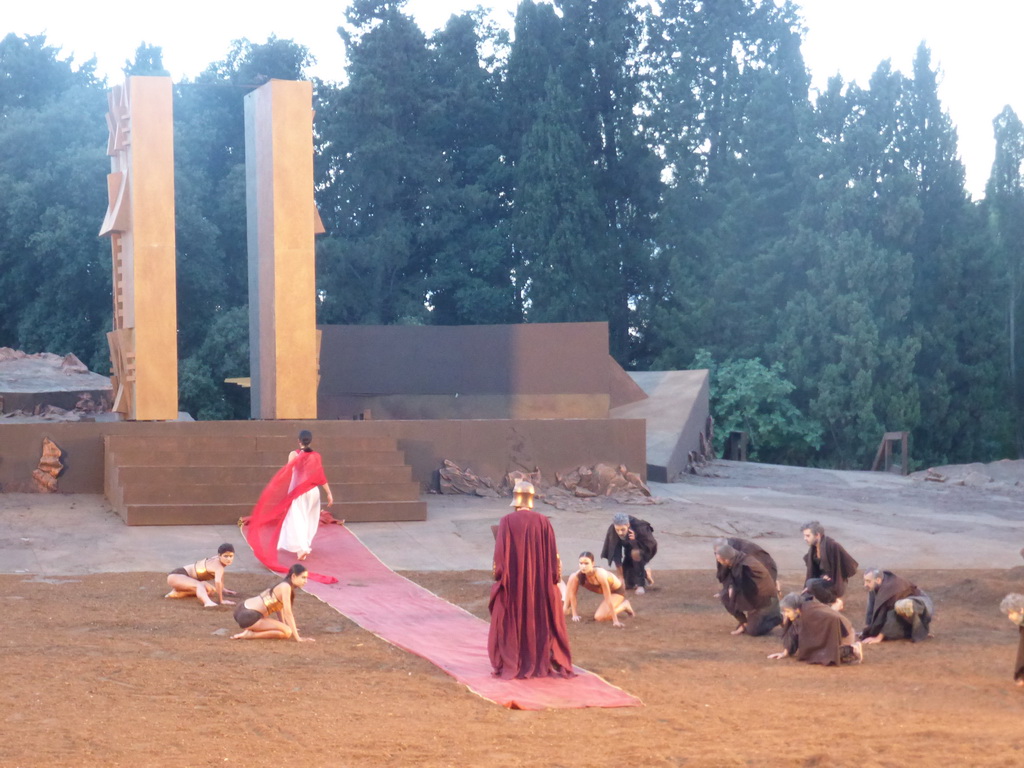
[611,370,710,482]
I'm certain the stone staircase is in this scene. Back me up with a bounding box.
[104,431,426,526]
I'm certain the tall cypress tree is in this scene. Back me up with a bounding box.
[986,107,1024,454]
[315,4,441,325]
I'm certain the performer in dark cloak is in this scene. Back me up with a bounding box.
[714,543,782,636]
[714,537,779,590]
[488,480,575,680]
[769,592,862,666]
[999,593,1024,687]
[801,521,858,608]
[601,513,658,594]
[860,568,933,643]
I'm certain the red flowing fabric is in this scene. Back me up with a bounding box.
[288,525,642,710]
[243,451,336,584]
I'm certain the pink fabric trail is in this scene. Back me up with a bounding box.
[279,524,642,710]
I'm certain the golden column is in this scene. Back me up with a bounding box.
[244,79,322,419]
[99,76,178,421]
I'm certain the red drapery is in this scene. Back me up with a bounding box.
[243,451,337,584]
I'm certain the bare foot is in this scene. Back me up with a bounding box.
[298,550,310,561]
[623,602,636,617]
[730,624,746,636]
[1015,679,1024,687]
[202,601,218,608]
[645,568,655,587]
[164,590,189,599]
[231,630,252,640]
[634,586,645,596]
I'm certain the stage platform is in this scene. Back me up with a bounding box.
[0,418,647,525]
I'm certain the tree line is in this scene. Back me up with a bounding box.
[1,0,1022,470]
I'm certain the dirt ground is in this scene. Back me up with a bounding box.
[4,563,1024,768]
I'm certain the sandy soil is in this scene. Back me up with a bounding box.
[5,564,1024,768]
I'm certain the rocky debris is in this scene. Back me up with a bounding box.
[911,459,1024,490]
[32,438,64,492]
[437,460,654,509]
[438,460,502,497]
[0,347,113,420]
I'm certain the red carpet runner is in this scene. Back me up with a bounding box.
[246,523,641,710]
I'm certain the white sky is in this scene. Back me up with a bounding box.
[5,0,1022,198]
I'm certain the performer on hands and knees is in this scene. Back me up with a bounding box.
[801,521,858,610]
[165,543,236,607]
[564,551,635,628]
[999,593,1024,687]
[488,480,574,679]
[601,513,658,594]
[768,592,863,666]
[714,543,782,636]
[714,537,780,594]
[231,563,315,642]
[860,567,934,644]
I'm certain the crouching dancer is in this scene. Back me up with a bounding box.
[715,543,781,636]
[768,592,862,666]
[166,543,236,607]
[564,551,635,628]
[232,563,314,642]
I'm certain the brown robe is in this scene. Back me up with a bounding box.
[863,571,926,640]
[488,507,574,679]
[1016,626,1024,682]
[791,600,857,666]
[719,553,782,636]
[803,535,859,597]
[716,537,778,583]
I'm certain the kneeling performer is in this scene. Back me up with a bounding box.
[564,551,635,628]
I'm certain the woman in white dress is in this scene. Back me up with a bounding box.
[277,430,333,560]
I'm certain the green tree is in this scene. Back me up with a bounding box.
[315,6,440,325]
[986,106,1024,455]
[421,12,519,325]
[693,349,822,464]
[0,35,109,370]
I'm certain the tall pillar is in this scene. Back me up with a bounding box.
[99,76,178,421]
[244,80,321,420]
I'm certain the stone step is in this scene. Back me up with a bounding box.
[118,500,427,526]
[107,449,408,468]
[119,480,421,505]
[111,464,412,486]
[105,434,399,453]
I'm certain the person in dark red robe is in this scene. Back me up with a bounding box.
[488,480,575,680]
[860,568,933,643]
[243,435,337,584]
[801,521,858,608]
[769,592,862,666]
[999,593,1024,687]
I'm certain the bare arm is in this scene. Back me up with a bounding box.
[321,482,333,507]
[277,585,311,642]
[564,572,581,621]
